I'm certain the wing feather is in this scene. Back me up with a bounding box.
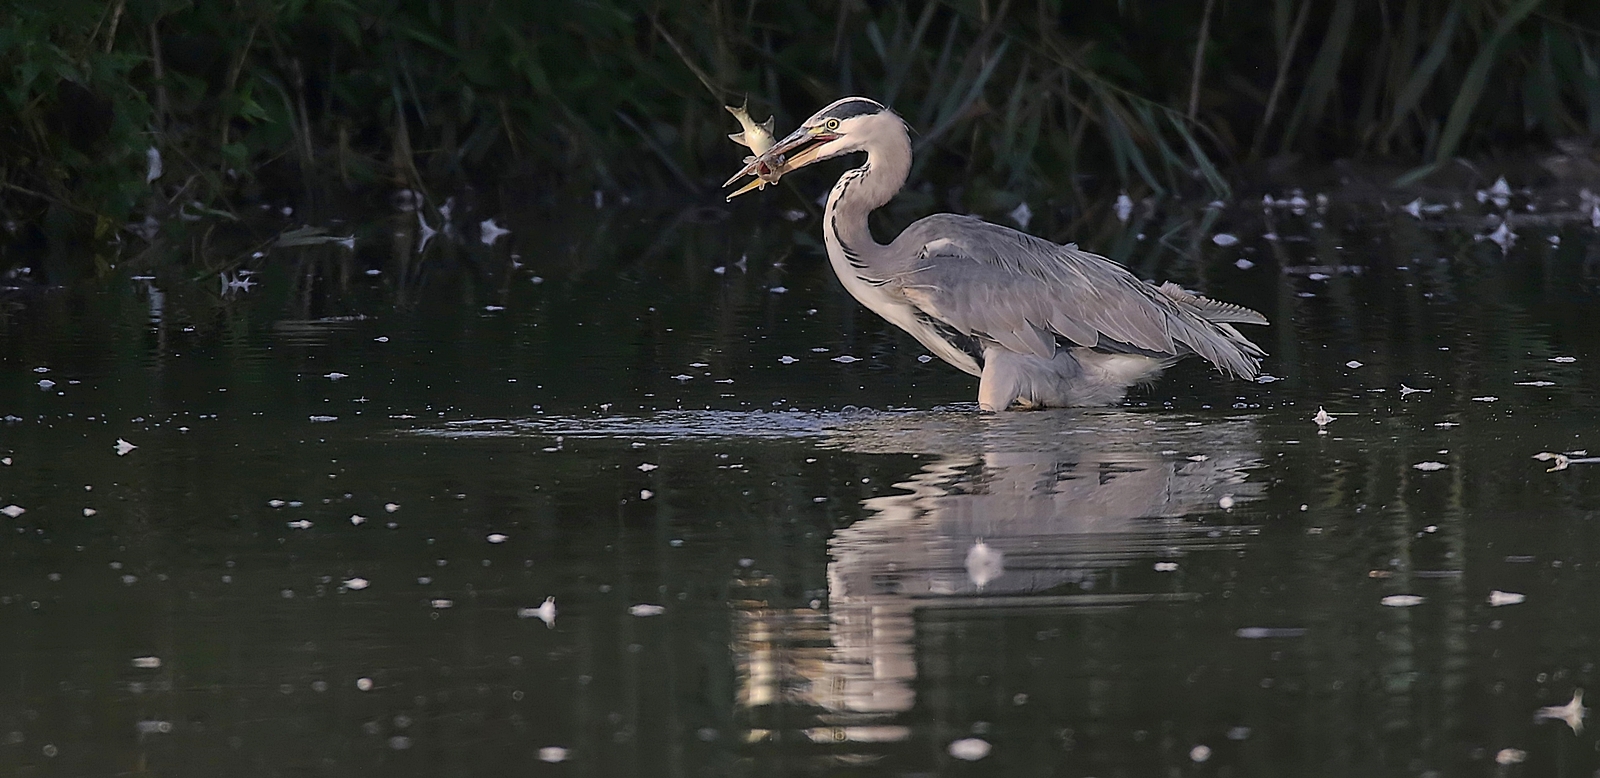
[882,215,1266,378]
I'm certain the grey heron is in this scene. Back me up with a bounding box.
[726,97,1267,411]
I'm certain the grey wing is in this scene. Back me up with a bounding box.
[880,215,1267,378]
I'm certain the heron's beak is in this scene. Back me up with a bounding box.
[723,125,840,201]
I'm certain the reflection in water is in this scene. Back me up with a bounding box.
[734,412,1263,758]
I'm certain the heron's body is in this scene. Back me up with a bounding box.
[728,97,1267,411]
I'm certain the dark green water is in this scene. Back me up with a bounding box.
[4,189,1600,776]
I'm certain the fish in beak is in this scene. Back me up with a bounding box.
[723,123,842,201]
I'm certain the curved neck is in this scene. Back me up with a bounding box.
[823,128,911,256]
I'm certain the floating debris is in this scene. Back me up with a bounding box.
[1380,594,1425,607]
[385,503,401,512]
[1534,452,1571,472]
[965,541,1003,588]
[1476,176,1513,208]
[344,578,370,591]
[275,225,355,249]
[629,604,666,617]
[287,520,313,530]
[431,599,453,609]
[638,463,658,472]
[309,415,339,422]
[831,355,861,363]
[114,439,137,456]
[480,218,511,245]
[487,533,509,544]
[1399,384,1431,397]
[671,374,694,381]
[349,514,367,525]
[1212,233,1239,247]
[1471,396,1498,403]
[1412,461,1448,471]
[1515,380,1555,387]
[1536,689,1586,734]
[1235,258,1255,270]
[145,147,163,183]
[1,505,24,518]
[1313,407,1334,427]
[1008,202,1033,229]
[778,356,798,364]
[1235,627,1308,639]
[1551,356,1577,363]
[948,738,991,761]
[639,489,654,500]
[1483,222,1517,252]
[518,597,557,628]
[1488,590,1525,607]
[324,372,349,381]
[1115,193,1134,223]
[83,508,96,517]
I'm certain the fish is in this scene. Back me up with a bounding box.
[724,99,787,200]
[726,99,776,156]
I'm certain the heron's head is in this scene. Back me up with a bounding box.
[725,97,904,199]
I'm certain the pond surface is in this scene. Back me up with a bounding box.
[4,186,1600,776]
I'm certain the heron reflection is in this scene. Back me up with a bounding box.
[733,411,1264,754]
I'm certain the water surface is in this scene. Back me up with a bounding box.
[4,190,1600,775]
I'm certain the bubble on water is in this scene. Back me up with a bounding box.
[114,438,137,455]
[1495,748,1526,765]
[948,737,991,761]
[638,463,658,472]
[1190,744,1212,762]
[349,514,367,525]
[1345,360,1363,369]
[267,500,285,508]
[539,746,570,763]
[1471,396,1498,403]
[1154,561,1178,572]
[431,599,453,609]
[312,680,328,692]
[629,604,665,617]
[832,355,861,363]
[388,735,412,750]
[324,372,349,380]
[131,656,162,669]
[1218,495,1235,510]
[1,505,24,518]
[287,520,313,529]
[136,720,172,735]
[385,503,400,512]
[309,415,338,422]
[42,744,57,757]
[83,508,96,517]
[356,677,374,691]
[639,489,654,500]
[487,533,509,544]
[1412,461,1448,471]
[344,578,370,591]
[1211,233,1239,246]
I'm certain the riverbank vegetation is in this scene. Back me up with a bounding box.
[3,0,1600,254]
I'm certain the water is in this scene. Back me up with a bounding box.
[4,189,1600,775]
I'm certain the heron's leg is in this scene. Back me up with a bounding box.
[977,349,1022,412]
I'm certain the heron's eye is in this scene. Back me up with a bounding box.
[824,118,841,131]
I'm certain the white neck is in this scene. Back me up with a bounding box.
[822,121,912,263]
